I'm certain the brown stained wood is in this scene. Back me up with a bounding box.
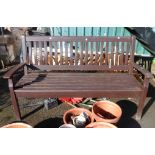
[31,64,129,71]
[70,41,74,65]
[28,41,32,64]
[3,63,26,79]
[6,35,150,121]
[80,42,83,65]
[60,41,63,65]
[75,41,78,65]
[33,41,37,65]
[65,42,68,65]
[22,35,27,63]
[21,35,28,75]
[15,72,143,90]
[111,42,115,66]
[18,73,137,82]
[17,73,140,84]
[54,42,58,65]
[105,42,109,65]
[133,63,153,78]
[85,41,88,65]
[121,42,124,65]
[26,36,132,42]
[129,36,136,74]
[115,42,119,66]
[100,42,103,65]
[39,41,42,65]
[125,42,129,65]
[90,42,94,64]
[8,79,21,120]
[44,41,48,65]
[21,72,129,77]
[15,90,143,99]
[18,79,142,88]
[49,41,53,65]
[95,42,99,65]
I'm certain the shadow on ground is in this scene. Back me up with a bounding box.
[142,82,155,117]
[116,100,141,128]
[34,117,63,128]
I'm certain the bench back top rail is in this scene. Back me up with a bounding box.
[22,36,135,71]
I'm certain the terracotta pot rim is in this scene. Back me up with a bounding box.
[92,100,122,123]
[63,107,94,124]
[59,124,76,128]
[86,122,117,128]
[2,122,32,128]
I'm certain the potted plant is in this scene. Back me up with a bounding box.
[63,108,94,128]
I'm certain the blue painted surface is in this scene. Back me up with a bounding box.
[49,27,151,56]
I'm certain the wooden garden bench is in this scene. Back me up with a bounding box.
[3,35,153,121]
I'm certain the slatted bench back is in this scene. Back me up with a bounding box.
[22,36,135,71]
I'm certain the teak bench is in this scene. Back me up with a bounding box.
[3,35,153,121]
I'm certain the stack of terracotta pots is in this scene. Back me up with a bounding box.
[63,100,122,128]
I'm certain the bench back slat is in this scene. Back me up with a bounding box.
[90,42,94,65]
[33,41,37,65]
[105,42,109,65]
[100,41,103,65]
[54,41,58,65]
[111,42,114,66]
[70,41,74,65]
[75,41,78,65]
[22,36,135,71]
[125,42,130,65]
[65,41,68,65]
[115,42,119,66]
[80,41,83,65]
[44,41,48,65]
[59,41,63,65]
[84,41,88,65]
[119,42,124,65]
[28,41,32,64]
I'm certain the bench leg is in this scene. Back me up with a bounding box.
[8,79,21,121]
[11,93,21,121]
[135,91,147,121]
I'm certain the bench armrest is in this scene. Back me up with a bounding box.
[3,63,26,79]
[132,63,153,79]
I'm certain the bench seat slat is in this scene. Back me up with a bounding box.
[29,64,129,71]
[15,72,143,96]
[14,90,142,98]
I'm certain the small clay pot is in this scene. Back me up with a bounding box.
[2,122,32,128]
[92,100,122,124]
[86,122,117,128]
[63,108,94,127]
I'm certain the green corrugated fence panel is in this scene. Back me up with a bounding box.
[62,27,69,36]
[69,27,76,36]
[85,27,92,36]
[49,27,151,55]
[77,27,84,36]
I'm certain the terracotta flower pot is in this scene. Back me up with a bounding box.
[86,122,117,128]
[92,100,122,124]
[59,124,76,128]
[63,108,94,127]
[2,122,32,128]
